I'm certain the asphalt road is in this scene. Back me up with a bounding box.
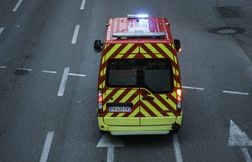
[0,0,251,162]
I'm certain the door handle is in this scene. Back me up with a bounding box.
[142,95,154,100]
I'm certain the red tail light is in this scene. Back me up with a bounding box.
[98,90,103,115]
[98,92,103,103]
[176,89,182,109]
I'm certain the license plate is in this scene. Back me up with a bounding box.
[109,106,132,113]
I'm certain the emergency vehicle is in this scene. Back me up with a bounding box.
[94,14,182,135]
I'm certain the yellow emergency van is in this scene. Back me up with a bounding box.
[94,14,182,135]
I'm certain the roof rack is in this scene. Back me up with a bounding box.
[112,32,165,38]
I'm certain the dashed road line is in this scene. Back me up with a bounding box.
[12,0,23,12]
[182,86,204,91]
[0,66,6,69]
[17,67,33,71]
[0,27,5,35]
[223,90,249,96]
[40,131,55,162]
[80,0,86,10]
[71,25,80,44]
[42,70,57,74]
[173,134,183,162]
[57,67,70,96]
[68,73,86,77]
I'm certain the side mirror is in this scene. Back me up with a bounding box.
[174,39,182,52]
[94,40,103,53]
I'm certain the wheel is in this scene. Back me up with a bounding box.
[172,123,181,133]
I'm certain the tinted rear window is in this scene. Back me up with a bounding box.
[106,59,173,93]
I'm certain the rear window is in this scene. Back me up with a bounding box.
[106,59,173,93]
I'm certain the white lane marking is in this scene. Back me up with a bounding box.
[0,27,5,35]
[17,67,33,71]
[57,67,70,96]
[97,134,125,162]
[0,66,6,69]
[68,73,86,77]
[107,147,114,162]
[42,70,57,74]
[40,131,55,162]
[228,120,252,147]
[241,147,252,162]
[228,120,252,161]
[223,90,249,96]
[12,0,23,12]
[80,0,86,10]
[71,25,80,44]
[182,86,204,91]
[173,134,183,162]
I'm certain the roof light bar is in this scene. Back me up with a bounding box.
[113,32,165,38]
[127,14,149,19]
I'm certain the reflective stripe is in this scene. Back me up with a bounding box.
[157,43,174,61]
[121,44,134,53]
[157,94,176,110]
[171,92,177,99]
[174,56,178,64]
[153,97,169,111]
[139,47,147,53]
[145,43,159,53]
[141,101,163,116]
[104,44,122,62]
[143,54,152,58]
[120,89,137,102]
[141,103,157,117]
[141,107,152,117]
[127,97,139,117]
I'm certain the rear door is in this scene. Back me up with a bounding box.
[138,59,177,125]
[103,59,140,126]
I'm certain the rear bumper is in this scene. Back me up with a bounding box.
[98,116,182,135]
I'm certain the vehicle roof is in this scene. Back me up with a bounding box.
[105,17,174,44]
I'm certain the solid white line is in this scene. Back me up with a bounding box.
[57,67,70,96]
[0,27,5,35]
[0,66,6,69]
[40,131,55,162]
[182,86,204,91]
[12,0,23,12]
[223,90,249,96]
[71,25,80,44]
[241,147,252,162]
[68,73,86,77]
[42,70,57,74]
[17,67,32,71]
[107,147,114,162]
[80,0,86,10]
[173,134,183,162]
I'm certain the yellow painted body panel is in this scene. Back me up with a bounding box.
[176,115,183,125]
[103,117,139,125]
[140,117,176,126]
[98,115,182,133]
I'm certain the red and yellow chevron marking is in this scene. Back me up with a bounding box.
[102,88,140,117]
[98,42,182,117]
[101,88,178,118]
[98,43,181,88]
[139,90,177,117]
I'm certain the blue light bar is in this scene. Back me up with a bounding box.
[127,14,149,19]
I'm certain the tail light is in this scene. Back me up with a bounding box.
[176,89,182,109]
[98,90,103,115]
